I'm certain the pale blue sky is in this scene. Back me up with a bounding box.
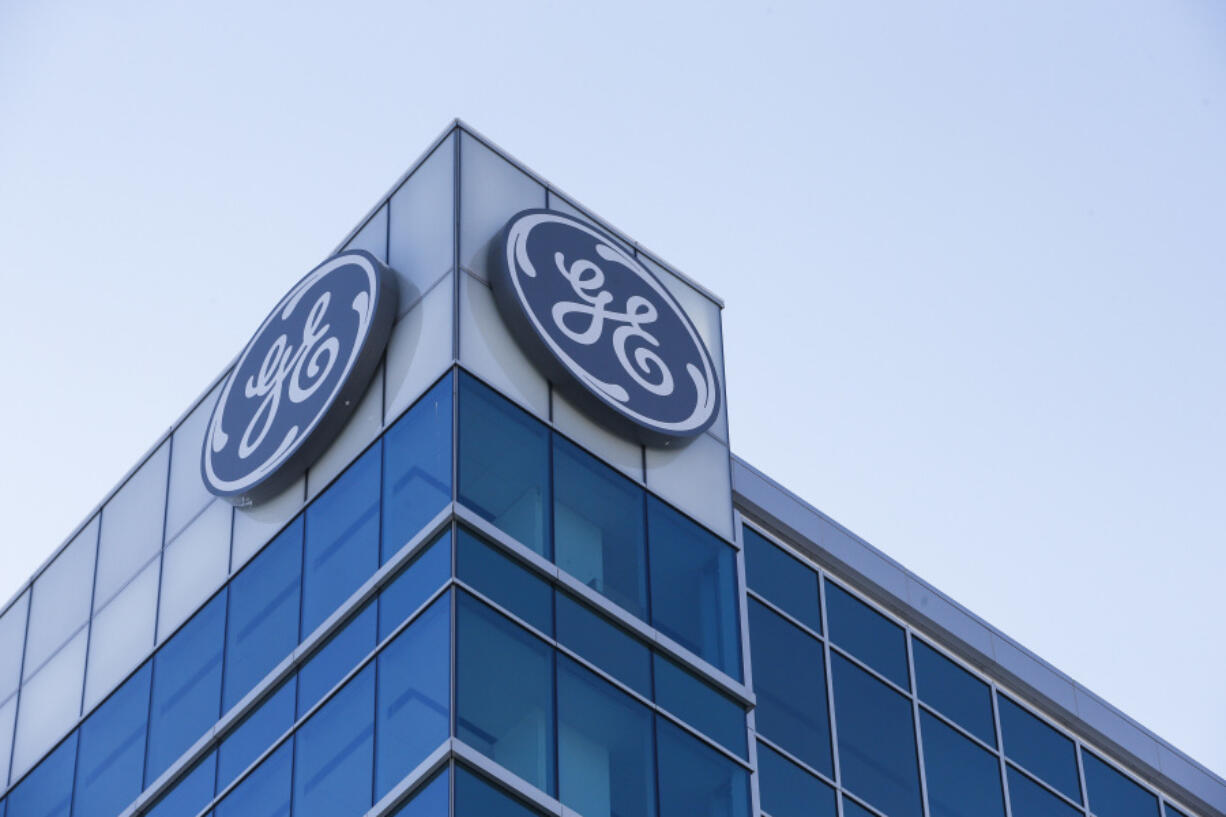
[2,0,1223,779]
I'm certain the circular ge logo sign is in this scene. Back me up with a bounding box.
[202,251,398,506]
[490,210,720,446]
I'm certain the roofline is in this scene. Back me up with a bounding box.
[729,453,1226,817]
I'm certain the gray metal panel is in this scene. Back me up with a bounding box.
[730,454,1226,817]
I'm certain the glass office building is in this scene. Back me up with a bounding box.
[0,121,1221,817]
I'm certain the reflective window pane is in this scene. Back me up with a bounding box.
[459,374,550,556]
[0,697,15,791]
[1007,765,1082,817]
[653,653,745,759]
[165,383,222,541]
[557,657,656,817]
[218,679,296,792]
[145,750,216,817]
[12,630,86,779]
[303,444,381,634]
[382,375,452,563]
[831,653,923,817]
[0,590,30,702]
[1083,750,1159,817]
[454,764,546,817]
[825,582,909,690]
[298,604,376,718]
[743,527,820,634]
[294,665,375,817]
[553,437,648,618]
[842,797,877,817]
[6,732,76,817]
[74,663,151,817]
[747,599,831,775]
[25,519,96,681]
[457,593,555,795]
[380,529,451,641]
[920,711,1005,817]
[756,741,837,817]
[224,517,302,710]
[556,593,651,699]
[998,695,1081,802]
[656,717,750,817]
[647,498,741,679]
[84,559,157,711]
[375,595,450,800]
[1165,803,1190,817]
[215,740,292,817]
[94,441,169,611]
[456,528,552,636]
[158,500,231,642]
[389,766,449,817]
[388,134,455,314]
[912,639,994,746]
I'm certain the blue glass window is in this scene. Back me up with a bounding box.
[376,594,451,800]
[1165,804,1190,817]
[998,695,1081,802]
[842,797,877,817]
[225,517,302,710]
[647,497,741,679]
[454,764,546,817]
[756,741,837,817]
[73,662,151,817]
[380,529,451,641]
[218,679,296,791]
[912,639,994,746]
[831,653,923,817]
[456,527,552,635]
[294,665,375,817]
[303,444,381,634]
[656,717,750,817]
[1007,765,1082,817]
[553,436,648,618]
[382,374,452,563]
[653,653,746,759]
[145,751,216,817]
[743,527,821,633]
[7,732,76,817]
[747,598,831,775]
[825,582,909,690]
[920,711,1005,817]
[556,592,651,698]
[1083,750,1159,817]
[459,374,550,557]
[298,603,376,717]
[456,593,556,795]
[215,740,292,817]
[146,591,226,784]
[557,656,656,817]
[390,766,450,817]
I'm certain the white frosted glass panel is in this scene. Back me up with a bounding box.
[0,694,15,787]
[645,433,733,539]
[343,204,388,261]
[12,629,86,778]
[24,517,98,681]
[94,440,170,611]
[546,192,632,254]
[231,476,304,572]
[166,381,223,541]
[306,365,384,500]
[459,131,545,281]
[385,274,454,424]
[459,273,549,419]
[552,391,643,481]
[84,559,158,711]
[389,135,454,315]
[158,501,231,642]
[0,590,30,702]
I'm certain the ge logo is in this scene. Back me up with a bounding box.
[202,251,397,506]
[490,210,720,446]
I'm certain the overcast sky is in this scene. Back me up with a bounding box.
[2,0,1223,780]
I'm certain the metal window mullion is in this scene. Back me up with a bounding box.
[818,574,843,810]
[1075,738,1091,815]
[908,632,932,817]
[993,687,1015,817]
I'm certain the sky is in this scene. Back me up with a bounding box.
[1,0,1223,781]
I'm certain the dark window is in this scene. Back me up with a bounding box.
[647,497,741,679]
[1007,765,1082,817]
[747,598,832,776]
[379,528,451,640]
[841,797,877,817]
[7,731,76,817]
[225,517,302,710]
[382,373,452,563]
[553,436,648,618]
[454,764,547,817]
[297,603,376,717]
[456,593,556,795]
[556,592,652,698]
[557,657,656,817]
[456,527,552,635]
[73,662,150,817]
[920,710,1005,817]
[303,444,381,634]
[1165,803,1191,817]
[214,740,292,817]
[144,751,216,817]
[831,653,923,817]
[293,665,375,817]
[825,582,909,690]
[743,527,821,633]
[656,717,750,817]
[1083,750,1160,817]
[653,653,746,758]
[389,766,450,817]
[146,591,226,783]
[998,695,1081,802]
[459,374,550,557]
[218,678,296,791]
[912,639,995,746]
[756,741,837,817]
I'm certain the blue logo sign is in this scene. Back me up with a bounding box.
[490,210,720,445]
[202,251,398,506]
